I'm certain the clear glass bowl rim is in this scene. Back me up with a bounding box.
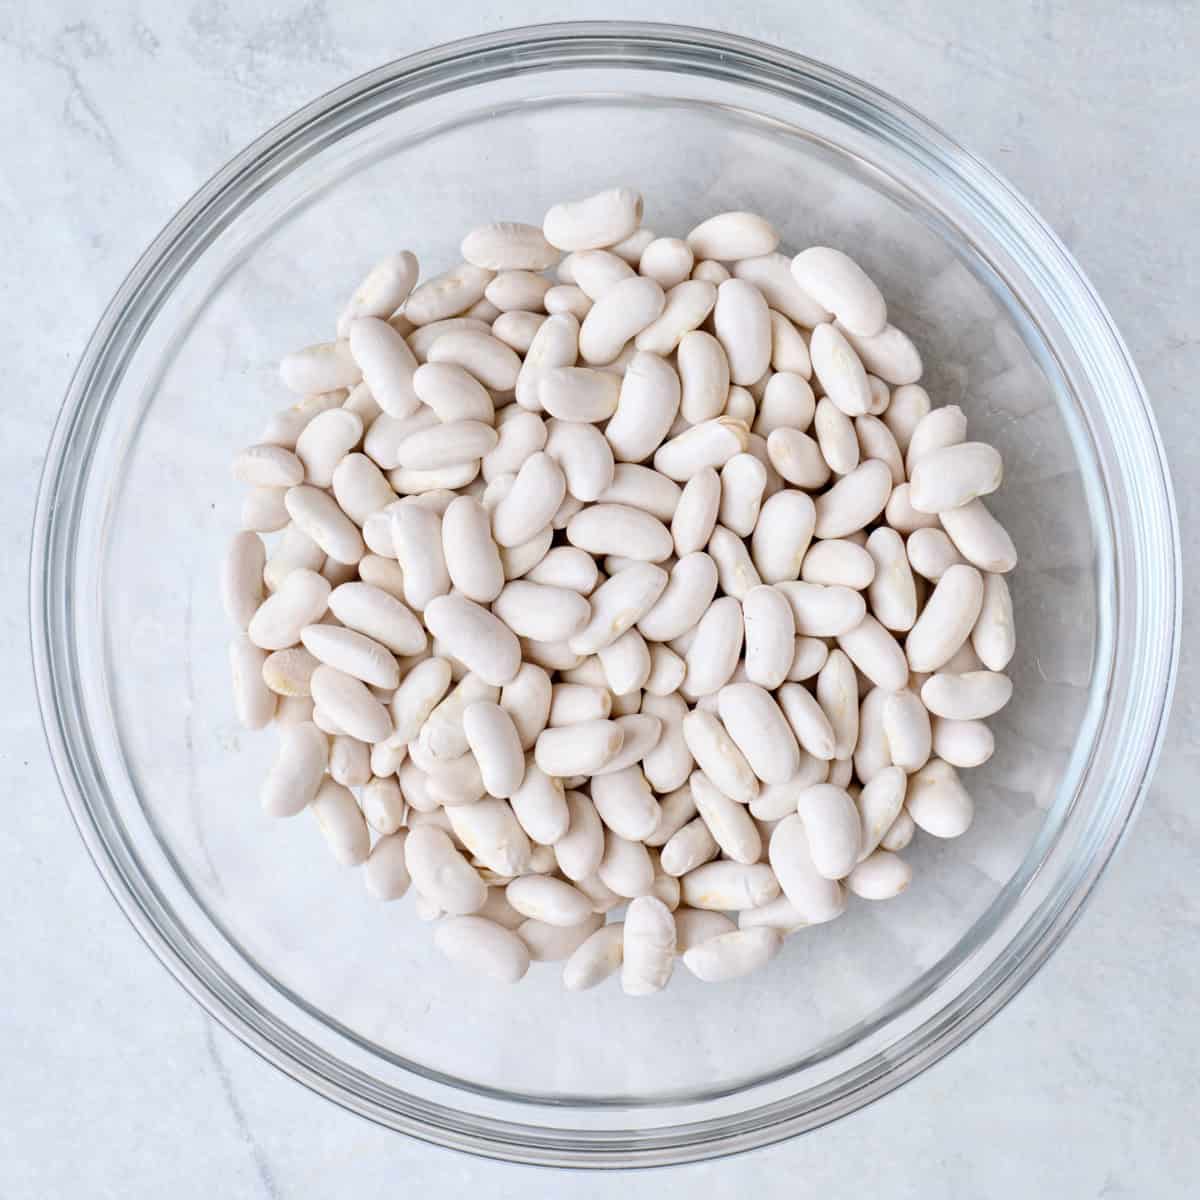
[30,21,1180,1168]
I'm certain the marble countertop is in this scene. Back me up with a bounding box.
[4,2,1196,1196]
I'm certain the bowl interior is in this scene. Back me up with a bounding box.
[96,88,1095,1106]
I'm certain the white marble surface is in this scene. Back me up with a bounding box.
[3,2,1196,1195]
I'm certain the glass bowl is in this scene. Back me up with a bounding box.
[31,22,1179,1168]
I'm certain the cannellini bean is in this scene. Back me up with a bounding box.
[931,717,995,768]
[801,539,875,589]
[717,684,800,786]
[503,763,566,846]
[330,454,395,528]
[406,316,492,361]
[906,527,965,582]
[847,850,912,899]
[788,636,830,682]
[906,758,973,838]
[774,684,835,764]
[310,778,370,866]
[856,765,907,859]
[812,459,892,538]
[262,646,319,697]
[837,615,909,692]
[461,702,526,799]
[676,330,730,424]
[363,408,438,471]
[809,323,872,417]
[554,791,606,881]
[707,525,762,601]
[578,276,665,365]
[358,555,406,603]
[337,251,418,337]
[359,774,405,834]
[769,311,814,378]
[620,896,676,996]
[347,317,421,418]
[732,253,830,327]
[538,366,621,422]
[598,830,655,898]
[438,496,503,603]
[880,807,916,852]
[814,396,860,475]
[638,692,692,793]
[405,823,488,912]
[565,502,673,562]
[546,285,594,321]
[882,383,931,453]
[680,861,779,911]
[328,581,426,655]
[660,816,719,876]
[260,391,344,449]
[591,766,660,841]
[569,562,667,655]
[683,927,781,982]
[423,594,521,686]
[687,212,779,261]
[683,596,744,698]
[514,312,579,410]
[921,670,1013,720]
[690,771,762,863]
[492,310,547,353]
[856,415,905,485]
[604,353,681,462]
[851,686,890,783]
[328,734,370,788]
[713,279,772,385]
[492,663,550,753]
[750,490,816,585]
[223,532,266,630]
[636,553,719,643]
[543,419,615,501]
[264,523,325,592]
[770,813,847,916]
[776,582,865,638]
[461,221,557,271]
[972,573,1016,670]
[543,187,643,252]
[882,688,932,773]
[310,665,392,743]
[301,624,399,689]
[791,248,887,338]
[597,629,651,695]
[741,585,795,689]
[388,503,450,609]
[549,683,613,726]
[909,442,1003,513]
[233,443,304,489]
[654,416,749,481]
[248,568,331,650]
[520,911,605,961]
[644,643,686,696]
[420,674,500,761]
[905,564,985,672]
[633,236,691,287]
[507,876,595,931]
[435,915,531,983]
[523,546,598,594]
[839,322,922,386]
[635,280,716,355]
[284,485,364,565]
[674,909,737,953]
[534,719,624,777]
[404,263,494,326]
[280,341,361,394]
[295,409,364,489]
[591,714,663,776]
[597,464,681,524]
[562,923,624,991]
[364,832,411,900]
[670,467,722,557]
[718,453,767,537]
[755,371,814,436]
[681,708,758,804]
[260,721,327,817]
[568,250,636,298]
[885,482,940,534]
[939,499,1018,573]
[905,404,967,475]
[816,650,859,760]
[765,427,830,490]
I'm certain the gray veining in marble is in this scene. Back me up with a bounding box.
[2,2,1197,1197]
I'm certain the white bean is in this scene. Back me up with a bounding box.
[301,624,399,689]
[309,665,392,743]
[462,221,557,271]
[337,251,419,337]
[683,596,744,697]
[578,276,665,364]
[534,720,624,777]
[562,923,624,991]
[905,563,985,672]
[689,771,762,864]
[284,485,364,565]
[791,248,887,338]
[766,427,830,489]
[621,896,676,995]
[328,581,426,655]
[677,330,730,423]
[718,453,767,537]
[777,683,837,760]
[389,503,450,610]
[814,395,860,475]
[905,404,967,475]
[717,684,800,786]
[461,702,526,799]
[279,340,361,394]
[910,442,1003,513]
[732,253,830,327]
[683,927,781,982]
[598,830,655,898]
[554,791,606,881]
[972,572,1016,671]
[885,482,941,534]
[568,562,667,655]
[543,418,615,501]
[932,717,995,768]
[837,615,909,692]
[906,526,965,582]
[751,490,816,584]
[809,323,872,417]
[543,187,643,252]
[687,212,779,261]
[740,585,795,689]
[707,525,762,601]
[906,758,973,838]
[882,688,932,773]
[817,649,859,760]
[921,670,1013,720]
[670,467,721,557]
[847,850,912,900]
[635,280,716,354]
[812,459,892,538]
[598,629,651,695]
[260,720,327,817]
[515,312,579,411]
[492,310,546,352]
[801,539,875,590]
[755,371,814,436]
[311,778,370,866]
[223,532,265,630]
[776,581,866,638]
[880,807,916,852]
[769,311,814,377]
[248,568,331,651]
[713,279,772,385]
[680,861,779,911]
[839,322,922,386]
[939,499,1018,573]
[856,765,908,859]
[681,708,758,804]
[364,831,411,900]
[788,635,829,682]
[769,814,847,917]
[591,766,660,841]
[603,353,680,462]
[404,263,494,326]
[423,594,521,687]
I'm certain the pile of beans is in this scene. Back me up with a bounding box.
[223,187,1016,993]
